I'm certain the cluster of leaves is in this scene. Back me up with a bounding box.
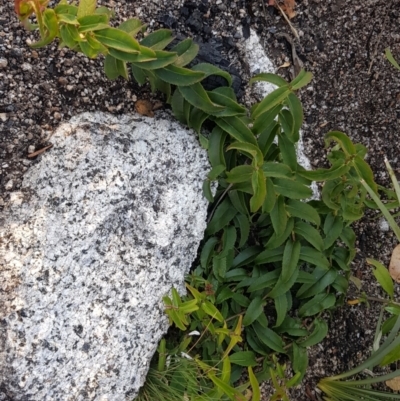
[15,0,400,399]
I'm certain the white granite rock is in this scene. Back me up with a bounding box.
[0,111,211,401]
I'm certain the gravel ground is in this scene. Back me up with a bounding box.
[1,0,400,400]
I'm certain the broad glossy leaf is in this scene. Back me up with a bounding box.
[324,131,356,156]
[367,258,394,298]
[299,293,336,317]
[95,27,140,52]
[252,86,291,120]
[179,84,225,114]
[294,221,324,251]
[253,321,286,353]
[140,28,174,50]
[192,62,232,86]
[77,14,109,32]
[282,239,301,283]
[250,72,288,87]
[286,199,320,226]
[273,178,312,199]
[215,116,257,145]
[173,40,199,67]
[243,296,266,326]
[290,69,313,90]
[131,50,177,69]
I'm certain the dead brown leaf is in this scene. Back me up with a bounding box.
[27,144,53,158]
[269,0,297,19]
[386,376,400,391]
[135,99,154,117]
[389,243,400,283]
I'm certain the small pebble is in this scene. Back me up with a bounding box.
[0,58,8,68]
[5,180,13,191]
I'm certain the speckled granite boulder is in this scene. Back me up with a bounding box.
[0,111,211,401]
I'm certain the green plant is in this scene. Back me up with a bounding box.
[386,48,400,72]
[14,0,394,399]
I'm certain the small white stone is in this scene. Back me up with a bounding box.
[0,113,8,121]
[5,180,13,190]
[0,58,8,68]
[21,62,32,71]
[379,218,390,232]
[28,145,35,154]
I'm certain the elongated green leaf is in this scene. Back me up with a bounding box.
[132,50,177,70]
[252,104,282,135]
[232,246,262,268]
[273,178,312,199]
[294,221,324,251]
[243,297,266,326]
[386,47,400,71]
[31,9,58,49]
[140,28,174,49]
[299,246,330,269]
[325,131,356,156]
[154,64,205,86]
[54,4,78,16]
[215,116,257,145]
[118,18,145,36]
[248,366,261,401]
[270,195,287,237]
[279,109,297,142]
[79,39,100,58]
[285,93,303,137]
[57,13,79,24]
[229,351,257,367]
[299,293,336,317]
[228,142,264,167]
[108,47,155,62]
[323,214,343,249]
[179,84,225,114]
[296,268,338,299]
[274,293,288,327]
[367,258,394,298]
[206,199,237,235]
[286,199,320,226]
[247,270,280,292]
[250,72,288,87]
[208,126,227,168]
[266,217,295,249]
[292,343,308,376]
[131,65,147,85]
[353,154,378,193]
[192,63,232,86]
[173,40,199,67]
[95,27,140,52]
[254,248,284,265]
[253,321,286,353]
[104,54,125,79]
[86,33,108,54]
[278,132,297,171]
[207,91,247,117]
[250,169,267,212]
[226,165,254,184]
[201,300,224,322]
[298,319,328,347]
[60,24,79,48]
[78,14,109,32]
[252,86,291,119]
[207,373,246,401]
[290,69,313,90]
[170,88,187,124]
[297,159,350,181]
[77,0,96,18]
[236,215,250,247]
[282,239,301,283]
[262,177,276,213]
[262,162,292,179]
[268,268,299,299]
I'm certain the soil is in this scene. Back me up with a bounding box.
[1,0,400,400]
